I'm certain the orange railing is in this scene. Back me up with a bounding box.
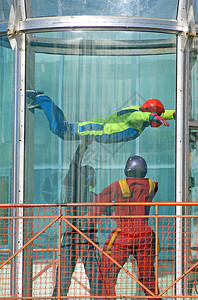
[0,202,197,299]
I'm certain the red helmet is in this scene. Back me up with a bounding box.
[141,99,165,114]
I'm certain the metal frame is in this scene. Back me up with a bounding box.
[12,33,26,298]
[176,32,185,299]
[27,36,177,56]
[0,0,197,298]
[19,16,185,34]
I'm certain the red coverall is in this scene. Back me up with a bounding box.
[93,177,162,300]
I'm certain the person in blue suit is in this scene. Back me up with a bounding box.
[27,91,175,144]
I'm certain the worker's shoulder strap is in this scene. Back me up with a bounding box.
[148,178,155,195]
[118,179,131,198]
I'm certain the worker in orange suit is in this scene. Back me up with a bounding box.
[92,155,162,300]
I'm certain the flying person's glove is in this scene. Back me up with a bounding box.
[149,113,170,127]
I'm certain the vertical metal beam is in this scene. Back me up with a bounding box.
[176,32,185,299]
[11,32,26,299]
[23,39,35,298]
[182,1,196,291]
[155,205,159,295]
[177,1,194,298]
[11,38,19,298]
[183,32,193,298]
[17,32,26,299]
[177,0,188,22]
[58,53,64,203]
[19,0,26,20]
[176,3,189,298]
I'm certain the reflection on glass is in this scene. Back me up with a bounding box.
[190,44,198,120]
[28,0,178,19]
[0,0,12,22]
[193,0,198,24]
[0,36,12,250]
[189,130,198,279]
[0,36,12,199]
[189,130,198,205]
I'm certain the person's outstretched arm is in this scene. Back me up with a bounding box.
[161,110,176,120]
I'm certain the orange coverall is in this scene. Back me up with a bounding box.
[93,177,162,300]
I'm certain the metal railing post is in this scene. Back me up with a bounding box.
[155,204,159,296]
[58,205,62,300]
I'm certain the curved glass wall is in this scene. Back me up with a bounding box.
[190,42,198,120]
[190,36,198,203]
[24,31,176,298]
[28,0,179,19]
[25,30,176,272]
[26,31,176,209]
[187,36,198,289]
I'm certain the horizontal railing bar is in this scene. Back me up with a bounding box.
[0,215,197,221]
[0,214,197,219]
[0,202,198,207]
[0,296,196,299]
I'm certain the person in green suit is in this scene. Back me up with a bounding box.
[27,91,175,143]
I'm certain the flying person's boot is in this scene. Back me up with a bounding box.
[26,91,67,139]
[26,90,44,108]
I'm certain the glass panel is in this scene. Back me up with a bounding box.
[27,0,179,19]
[190,41,198,258]
[189,130,198,205]
[190,40,198,120]
[0,36,13,251]
[189,130,198,287]
[189,36,198,295]
[26,31,176,208]
[193,0,198,23]
[25,30,176,298]
[0,0,12,22]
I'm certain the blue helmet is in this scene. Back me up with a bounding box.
[124,156,147,178]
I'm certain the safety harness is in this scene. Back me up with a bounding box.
[118,178,131,197]
[106,178,161,254]
[106,179,130,254]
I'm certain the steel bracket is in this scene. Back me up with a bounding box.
[7,4,23,50]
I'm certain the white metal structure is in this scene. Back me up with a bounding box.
[1,0,198,299]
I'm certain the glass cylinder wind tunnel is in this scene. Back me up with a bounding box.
[1,0,198,299]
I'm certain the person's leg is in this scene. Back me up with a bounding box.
[99,231,129,299]
[52,231,77,298]
[30,94,67,139]
[82,239,101,296]
[27,93,93,141]
[134,232,162,300]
